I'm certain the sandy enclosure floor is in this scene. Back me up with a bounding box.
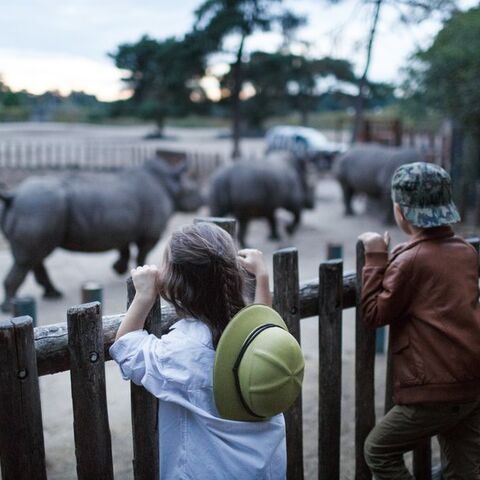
[0,123,459,479]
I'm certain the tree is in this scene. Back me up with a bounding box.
[325,0,457,143]
[194,0,305,157]
[229,51,356,129]
[110,33,208,134]
[406,7,480,192]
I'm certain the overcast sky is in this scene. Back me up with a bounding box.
[0,0,477,101]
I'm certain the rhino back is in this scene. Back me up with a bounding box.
[209,160,301,217]
[62,171,173,251]
[335,146,421,196]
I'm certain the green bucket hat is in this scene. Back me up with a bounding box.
[213,304,305,422]
[391,162,461,228]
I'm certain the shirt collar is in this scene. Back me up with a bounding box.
[170,318,214,349]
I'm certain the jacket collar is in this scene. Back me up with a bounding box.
[390,226,454,263]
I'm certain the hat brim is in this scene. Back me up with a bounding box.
[213,304,287,422]
[401,201,461,228]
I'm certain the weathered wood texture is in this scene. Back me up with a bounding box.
[0,317,47,480]
[33,274,356,377]
[127,279,162,480]
[355,241,375,480]
[318,260,343,480]
[67,302,114,480]
[300,273,356,317]
[273,248,303,480]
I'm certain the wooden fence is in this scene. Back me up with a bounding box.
[0,140,227,185]
[1,218,476,480]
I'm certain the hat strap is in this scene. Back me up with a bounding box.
[232,323,283,418]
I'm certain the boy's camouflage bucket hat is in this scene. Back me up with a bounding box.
[391,162,460,228]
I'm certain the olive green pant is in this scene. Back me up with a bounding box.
[364,399,480,479]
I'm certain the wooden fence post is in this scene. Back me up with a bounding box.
[273,247,303,480]
[194,216,236,238]
[318,260,343,480]
[355,241,375,480]
[327,243,343,260]
[413,442,432,480]
[81,282,103,305]
[12,296,37,327]
[67,302,114,480]
[384,345,394,414]
[127,279,162,480]
[0,317,47,480]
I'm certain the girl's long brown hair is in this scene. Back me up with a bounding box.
[160,223,246,348]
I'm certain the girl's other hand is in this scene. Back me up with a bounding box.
[237,249,268,277]
[358,231,390,253]
[131,265,160,303]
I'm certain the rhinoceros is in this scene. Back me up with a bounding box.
[208,153,315,247]
[333,145,423,222]
[0,155,203,311]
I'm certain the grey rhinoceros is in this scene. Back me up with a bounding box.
[333,145,423,222]
[0,155,203,311]
[208,153,315,247]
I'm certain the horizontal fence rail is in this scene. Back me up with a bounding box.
[33,273,357,377]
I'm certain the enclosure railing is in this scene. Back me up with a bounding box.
[0,140,228,186]
[1,218,477,480]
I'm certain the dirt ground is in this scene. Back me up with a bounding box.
[0,123,459,479]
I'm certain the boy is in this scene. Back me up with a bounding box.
[359,162,480,479]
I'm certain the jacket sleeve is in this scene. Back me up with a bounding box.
[361,251,412,327]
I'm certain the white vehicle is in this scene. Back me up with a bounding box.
[265,126,347,170]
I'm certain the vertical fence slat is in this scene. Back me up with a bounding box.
[273,247,303,480]
[194,216,236,238]
[413,440,432,480]
[318,260,343,480]
[355,241,376,480]
[68,302,113,480]
[127,280,162,480]
[0,317,47,480]
[384,343,394,414]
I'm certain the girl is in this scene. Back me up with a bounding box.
[110,222,286,479]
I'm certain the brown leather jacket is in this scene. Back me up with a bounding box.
[362,226,480,405]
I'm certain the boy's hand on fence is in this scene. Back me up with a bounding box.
[237,249,268,278]
[358,231,390,253]
[131,265,160,303]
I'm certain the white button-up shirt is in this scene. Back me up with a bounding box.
[109,318,286,480]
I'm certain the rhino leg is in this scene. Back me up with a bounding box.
[286,210,301,235]
[267,214,280,241]
[136,239,157,266]
[112,245,130,274]
[340,182,355,216]
[2,263,30,312]
[33,263,62,298]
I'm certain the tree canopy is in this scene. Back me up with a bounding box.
[412,6,480,127]
[110,33,209,131]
